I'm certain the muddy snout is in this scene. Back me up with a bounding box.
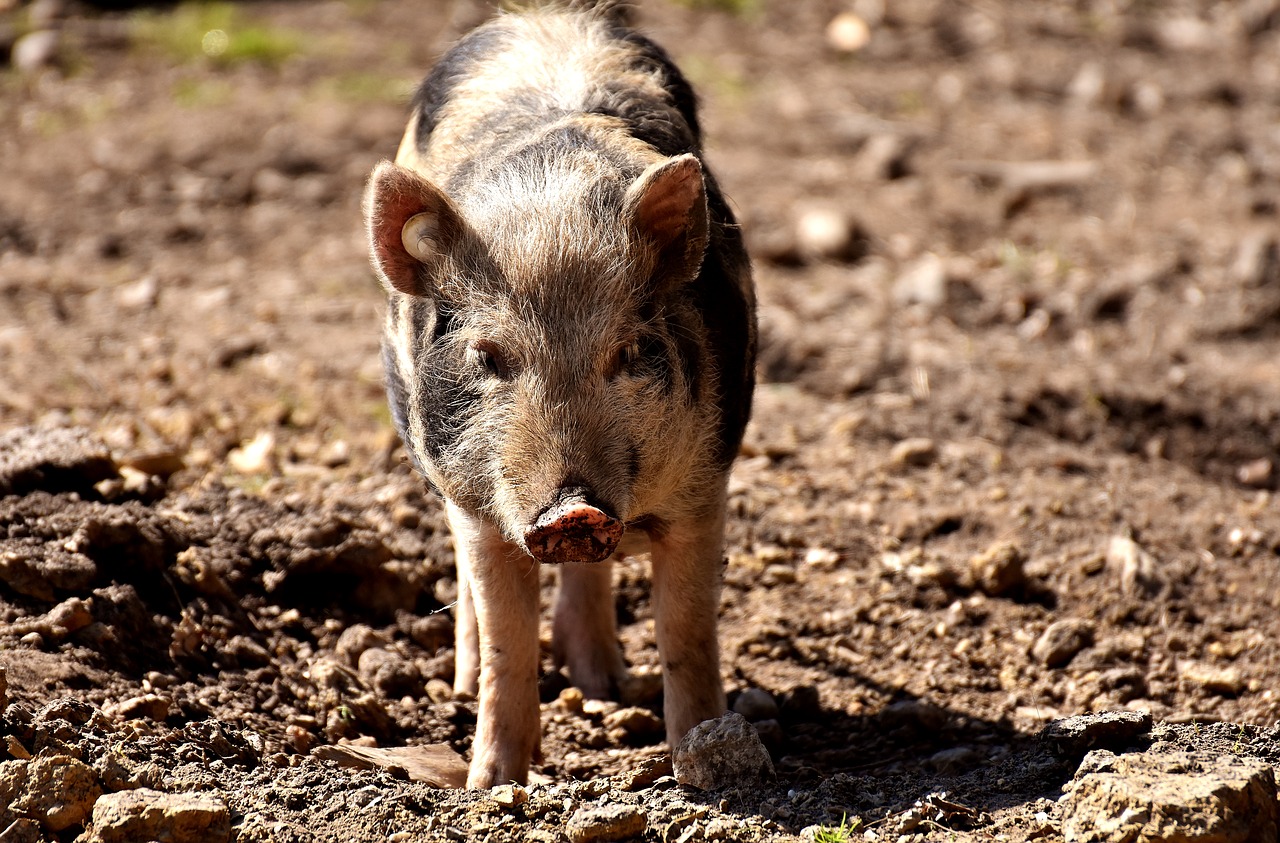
[523,497,624,564]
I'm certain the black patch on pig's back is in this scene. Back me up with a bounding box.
[410,25,510,148]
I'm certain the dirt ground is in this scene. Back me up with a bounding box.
[3,0,1280,839]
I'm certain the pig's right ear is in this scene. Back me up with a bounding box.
[364,161,464,297]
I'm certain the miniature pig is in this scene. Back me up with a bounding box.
[363,3,755,788]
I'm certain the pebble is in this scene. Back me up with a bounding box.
[116,276,159,311]
[602,707,663,741]
[1179,662,1244,696]
[732,688,779,722]
[892,253,947,308]
[826,12,871,52]
[1106,535,1162,597]
[111,694,171,722]
[566,804,647,843]
[793,206,866,263]
[615,756,672,791]
[779,685,822,723]
[12,30,59,73]
[968,541,1027,597]
[672,712,774,790]
[490,784,528,811]
[888,437,937,468]
[617,666,663,708]
[1032,619,1094,668]
[1237,458,1273,489]
[2,754,102,832]
[357,647,422,699]
[335,624,391,667]
[1041,710,1153,756]
[227,431,276,475]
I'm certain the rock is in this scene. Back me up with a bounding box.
[11,30,59,73]
[0,427,117,496]
[84,788,231,843]
[889,437,937,468]
[115,276,158,311]
[0,818,41,843]
[603,707,664,742]
[672,712,775,790]
[108,694,171,722]
[1179,662,1245,696]
[6,755,101,832]
[1042,710,1154,756]
[893,254,947,308]
[615,756,672,791]
[566,803,647,843]
[357,647,422,699]
[1033,619,1094,668]
[335,624,391,667]
[732,688,779,722]
[227,431,276,475]
[969,541,1027,596]
[490,784,528,810]
[1107,535,1163,597]
[926,746,982,774]
[793,206,867,263]
[617,665,664,708]
[826,12,871,52]
[1061,751,1277,843]
[406,614,453,653]
[1236,458,1274,489]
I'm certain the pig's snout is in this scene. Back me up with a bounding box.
[523,496,623,565]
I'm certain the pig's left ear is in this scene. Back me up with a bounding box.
[625,154,709,290]
[364,161,465,298]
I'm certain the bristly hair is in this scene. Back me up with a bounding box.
[497,0,635,26]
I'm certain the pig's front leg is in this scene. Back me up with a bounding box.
[649,500,728,745]
[446,501,541,788]
[553,558,627,699]
[453,560,480,697]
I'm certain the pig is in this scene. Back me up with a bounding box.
[363,3,755,788]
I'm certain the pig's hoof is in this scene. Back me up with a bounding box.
[524,501,623,564]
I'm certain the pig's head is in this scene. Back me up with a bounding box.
[365,148,717,564]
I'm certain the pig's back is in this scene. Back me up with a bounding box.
[398,8,702,185]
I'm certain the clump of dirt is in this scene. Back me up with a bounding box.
[3,0,1280,839]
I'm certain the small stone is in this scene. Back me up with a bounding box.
[553,686,585,715]
[110,694,170,722]
[358,647,422,699]
[793,206,866,263]
[1032,619,1094,668]
[803,547,840,570]
[12,30,59,73]
[1237,458,1274,489]
[318,439,350,468]
[615,756,672,791]
[335,624,391,668]
[968,541,1027,597]
[490,784,528,810]
[880,699,948,732]
[926,746,982,774]
[732,688,779,722]
[617,665,663,708]
[603,707,663,741]
[116,276,158,311]
[1041,710,1153,756]
[1106,535,1162,597]
[826,12,871,52]
[672,712,775,790]
[566,804,647,843]
[1179,662,1244,696]
[227,431,276,475]
[85,788,230,843]
[889,437,937,469]
[893,254,947,308]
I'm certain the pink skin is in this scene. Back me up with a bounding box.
[522,501,624,565]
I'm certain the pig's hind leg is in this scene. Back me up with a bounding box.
[649,503,729,746]
[553,558,628,699]
[446,501,542,787]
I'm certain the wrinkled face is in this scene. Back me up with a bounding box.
[367,153,713,555]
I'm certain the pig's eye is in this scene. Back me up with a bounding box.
[612,340,640,376]
[468,342,510,379]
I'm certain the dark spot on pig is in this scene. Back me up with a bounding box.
[411,25,510,146]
